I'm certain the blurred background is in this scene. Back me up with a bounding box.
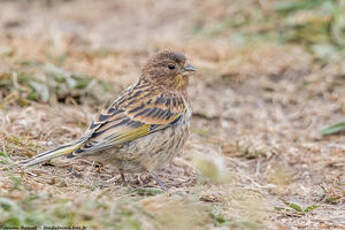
[1,0,345,229]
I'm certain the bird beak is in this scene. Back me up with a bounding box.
[182,64,196,76]
[184,64,196,72]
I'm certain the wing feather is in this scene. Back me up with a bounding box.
[70,81,186,157]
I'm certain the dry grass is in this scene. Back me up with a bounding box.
[1,0,345,229]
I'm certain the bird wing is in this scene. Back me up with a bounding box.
[69,84,186,157]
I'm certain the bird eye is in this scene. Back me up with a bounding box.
[168,64,175,70]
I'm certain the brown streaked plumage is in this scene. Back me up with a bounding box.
[19,50,196,191]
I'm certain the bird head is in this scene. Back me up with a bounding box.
[142,51,196,92]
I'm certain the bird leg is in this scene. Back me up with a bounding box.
[150,172,168,191]
[121,172,128,186]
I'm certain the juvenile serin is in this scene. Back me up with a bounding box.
[20,50,196,191]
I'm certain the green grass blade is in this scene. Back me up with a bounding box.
[321,119,345,136]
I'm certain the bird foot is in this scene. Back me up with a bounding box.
[150,172,169,192]
[121,173,128,186]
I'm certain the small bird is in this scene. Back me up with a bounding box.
[19,50,196,191]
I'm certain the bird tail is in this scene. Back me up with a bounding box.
[19,140,84,167]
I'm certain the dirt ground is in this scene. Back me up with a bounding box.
[1,0,345,229]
